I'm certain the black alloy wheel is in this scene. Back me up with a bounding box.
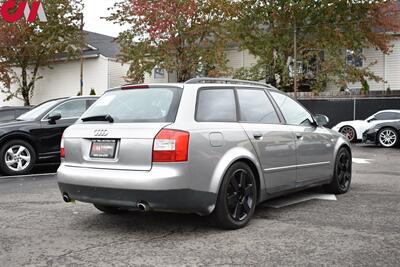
[325,147,352,194]
[211,162,257,230]
[226,169,255,222]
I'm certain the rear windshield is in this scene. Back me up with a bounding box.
[80,87,182,123]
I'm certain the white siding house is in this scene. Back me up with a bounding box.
[225,40,400,92]
[143,49,259,84]
[145,40,400,92]
[384,40,400,91]
[326,40,400,92]
[0,31,129,107]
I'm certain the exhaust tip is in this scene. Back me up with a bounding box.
[137,201,150,212]
[62,193,71,203]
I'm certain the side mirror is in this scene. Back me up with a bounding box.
[48,112,61,124]
[367,116,376,123]
[314,114,330,127]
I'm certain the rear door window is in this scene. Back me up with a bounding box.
[196,89,237,122]
[237,89,280,124]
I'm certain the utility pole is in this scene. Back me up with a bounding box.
[293,19,298,99]
[80,13,84,96]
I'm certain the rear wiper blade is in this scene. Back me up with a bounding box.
[81,114,114,123]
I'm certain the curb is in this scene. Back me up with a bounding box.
[0,173,56,180]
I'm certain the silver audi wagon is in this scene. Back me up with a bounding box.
[57,78,352,229]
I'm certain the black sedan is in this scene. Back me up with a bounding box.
[363,121,400,148]
[0,106,32,122]
[0,96,98,176]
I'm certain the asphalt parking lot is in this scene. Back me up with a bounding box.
[0,144,399,266]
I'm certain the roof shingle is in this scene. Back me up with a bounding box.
[84,31,120,58]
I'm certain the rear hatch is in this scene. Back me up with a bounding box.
[63,85,183,171]
[64,123,171,171]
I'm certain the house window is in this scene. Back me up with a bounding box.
[346,49,363,67]
[154,68,165,79]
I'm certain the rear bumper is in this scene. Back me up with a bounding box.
[57,164,217,215]
[58,183,216,215]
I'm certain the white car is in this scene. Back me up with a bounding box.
[332,110,400,142]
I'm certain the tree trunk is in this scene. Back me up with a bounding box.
[177,70,191,83]
[21,66,30,106]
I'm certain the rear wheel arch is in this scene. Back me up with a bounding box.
[217,158,262,203]
[211,160,259,229]
[377,126,398,133]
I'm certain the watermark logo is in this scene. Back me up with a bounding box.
[1,0,47,23]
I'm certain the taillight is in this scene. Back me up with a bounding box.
[153,129,190,162]
[60,134,65,158]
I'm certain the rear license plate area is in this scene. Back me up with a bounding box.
[90,140,117,159]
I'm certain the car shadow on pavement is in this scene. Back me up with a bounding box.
[32,164,59,174]
[75,210,217,234]
[70,188,331,233]
[0,164,59,177]
[354,143,399,150]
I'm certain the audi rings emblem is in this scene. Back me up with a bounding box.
[94,129,109,137]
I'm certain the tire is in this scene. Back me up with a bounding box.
[0,139,36,176]
[377,127,399,148]
[210,162,257,230]
[324,147,352,194]
[339,126,357,142]
[93,204,126,214]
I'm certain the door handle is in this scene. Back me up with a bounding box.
[253,133,263,140]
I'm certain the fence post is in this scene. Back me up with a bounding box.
[353,98,357,120]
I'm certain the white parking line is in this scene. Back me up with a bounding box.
[353,158,372,164]
[0,173,56,180]
[263,192,337,209]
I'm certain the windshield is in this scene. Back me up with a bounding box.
[17,99,63,121]
[81,87,182,123]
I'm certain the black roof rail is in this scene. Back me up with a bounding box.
[184,77,275,89]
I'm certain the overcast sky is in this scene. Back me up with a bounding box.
[83,0,125,37]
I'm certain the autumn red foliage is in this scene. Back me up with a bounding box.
[109,0,237,82]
